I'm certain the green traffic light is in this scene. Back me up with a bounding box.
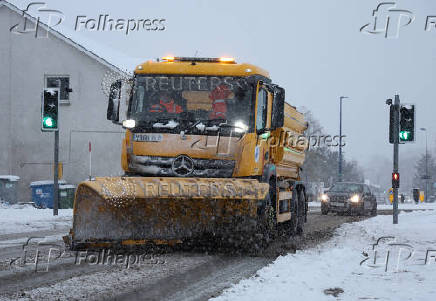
[399,131,411,141]
[43,116,55,128]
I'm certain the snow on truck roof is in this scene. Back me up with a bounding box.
[0,175,20,181]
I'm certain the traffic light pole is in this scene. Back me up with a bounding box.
[338,96,349,182]
[425,132,428,202]
[393,95,400,224]
[53,130,59,216]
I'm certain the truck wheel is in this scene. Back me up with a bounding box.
[296,187,305,235]
[371,202,377,216]
[321,204,329,215]
[289,188,298,235]
[258,178,277,243]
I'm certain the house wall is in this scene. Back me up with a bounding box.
[0,6,125,202]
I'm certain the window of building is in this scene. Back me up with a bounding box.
[45,76,71,103]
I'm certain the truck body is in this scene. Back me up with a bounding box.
[68,57,308,249]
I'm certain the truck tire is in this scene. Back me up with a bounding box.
[258,178,277,244]
[321,204,329,215]
[296,186,305,235]
[371,202,377,216]
[289,188,298,235]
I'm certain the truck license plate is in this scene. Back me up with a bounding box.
[331,202,345,207]
[133,133,163,142]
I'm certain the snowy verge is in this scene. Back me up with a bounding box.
[378,202,436,210]
[0,207,72,236]
[309,201,436,211]
[213,210,436,301]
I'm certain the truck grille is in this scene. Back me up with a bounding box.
[129,155,235,178]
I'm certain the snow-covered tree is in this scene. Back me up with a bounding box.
[413,153,436,195]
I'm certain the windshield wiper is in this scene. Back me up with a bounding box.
[182,119,217,134]
[153,120,179,129]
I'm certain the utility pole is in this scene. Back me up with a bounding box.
[89,141,92,181]
[53,130,59,216]
[338,96,349,182]
[392,95,400,224]
[425,133,429,203]
[420,128,429,202]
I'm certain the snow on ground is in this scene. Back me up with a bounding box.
[213,208,436,301]
[309,201,436,211]
[378,202,436,210]
[0,205,72,236]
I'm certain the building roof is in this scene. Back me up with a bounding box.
[0,0,128,75]
[0,175,20,182]
[30,180,67,186]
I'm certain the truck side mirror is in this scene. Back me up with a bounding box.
[271,87,285,129]
[107,81,121,122]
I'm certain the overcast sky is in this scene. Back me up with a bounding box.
[8,0,436,170]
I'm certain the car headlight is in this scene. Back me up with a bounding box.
[122,119,136,129]
[321,194,329,202]
[350,194,360,203]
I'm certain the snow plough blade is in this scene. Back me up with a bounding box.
[66,177,269,249]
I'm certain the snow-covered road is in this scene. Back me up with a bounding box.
[0,207,367,301]
[1,204,435,300]
[213,204,436,301]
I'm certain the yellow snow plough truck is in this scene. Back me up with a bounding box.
[66,56,308,250]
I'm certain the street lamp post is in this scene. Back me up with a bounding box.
[420,128,428,202]
[338,96,350,182]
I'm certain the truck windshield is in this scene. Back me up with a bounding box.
[129,75,254,134]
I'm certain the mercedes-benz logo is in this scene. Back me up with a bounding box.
[171,155,194,176]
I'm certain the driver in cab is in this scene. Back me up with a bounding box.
[149,91,184,114]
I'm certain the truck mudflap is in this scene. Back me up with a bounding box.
[69,177,269,249]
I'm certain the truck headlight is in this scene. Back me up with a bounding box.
[234,121,248,133]
[122,119,136,129]
[350,194,360,203]
[321,194,329,202]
